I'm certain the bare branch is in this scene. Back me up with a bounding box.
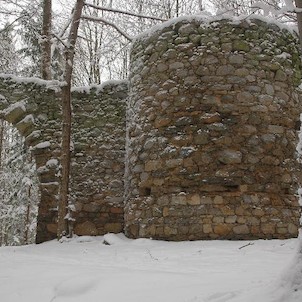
[0,18,19,34]
[239,242,254,249]
[0,9,36,34]
[52,32,68,48]
[58,14,73,40]
[81,15,133,42]
[84,2,167,22]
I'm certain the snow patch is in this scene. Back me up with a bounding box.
[18,114,34,124]
[52,275,98,299]
[298,188,302,207]
[36,165,49,174]
[2,100,26,115]
[0,74,64,92]
[26,130,41,141]
[34,141,51,149]
[103,233,131,245]
[0,93,8,105]
[40,181,59,186]
[276,52,292,60]
[74,236,100,243]
[46,159,59,168]
[71,80,128,94]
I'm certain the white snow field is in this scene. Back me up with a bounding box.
[0,233,300,302]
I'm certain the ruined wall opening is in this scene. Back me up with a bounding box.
[0,79,62,243]
[0,76,129,243]
[0,119,40,246]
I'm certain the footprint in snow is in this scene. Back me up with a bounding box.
[50,275,98,301]
[205,291,238,302]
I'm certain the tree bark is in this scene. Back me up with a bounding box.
[41,0,52,80]
[198,0,203,11]
[0,120,3,246]
[0,120,3,171]
[295,0,302,50]
[57,0,84,239]
[24,185,31,244]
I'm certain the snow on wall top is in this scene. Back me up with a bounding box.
[0,73,64,92]
[0,74,128,95]
[133,14,298,44]
[71,79,128,94]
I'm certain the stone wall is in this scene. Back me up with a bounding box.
[0,77,62,243]
[125,18,302,240]
[0,77,127,242]
[70,82,127,236]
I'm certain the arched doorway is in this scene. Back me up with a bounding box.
[0,120,40,245]
[0,77,62,243]
[0,75,128,242]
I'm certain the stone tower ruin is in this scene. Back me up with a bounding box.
[124,17,302,240]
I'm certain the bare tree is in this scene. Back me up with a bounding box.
[57,0,85,239]
[295,0,302,48]
[41,0,52,80]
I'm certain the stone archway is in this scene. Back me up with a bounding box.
[0,76,62,243]
[0,75,128,243]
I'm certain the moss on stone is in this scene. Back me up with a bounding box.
[233,40,250,52]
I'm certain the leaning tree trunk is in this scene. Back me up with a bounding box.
[57,0,85,239]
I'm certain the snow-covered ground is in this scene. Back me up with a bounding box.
[0,233,300,302]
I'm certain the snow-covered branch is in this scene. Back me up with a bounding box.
[84,2,167,22]
[81,15,133,42]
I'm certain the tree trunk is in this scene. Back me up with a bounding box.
[0,120,3,171]
[198,0,203,11]
[295,0,302,50]
[0,120,3,246]
[41,0,52,80]
[57,0,84,239]
[24,179,31,244]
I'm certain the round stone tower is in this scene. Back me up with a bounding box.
[125,17,302,240]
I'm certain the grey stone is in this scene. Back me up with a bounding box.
[169,62,185,70]
[218,150,242,164]
[229,54,244,64]
[216,65,235,76]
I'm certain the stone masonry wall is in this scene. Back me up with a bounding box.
[0,77,62,243]
[0,77,127,242]
[70,82,127,236]
[125,18,302,240]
